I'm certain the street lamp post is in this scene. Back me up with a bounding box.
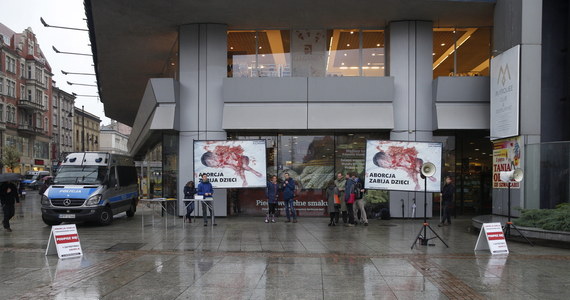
[82,105,85,152]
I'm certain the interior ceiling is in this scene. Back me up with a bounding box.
[87,0,494,126]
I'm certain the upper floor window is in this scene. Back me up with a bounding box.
[35,67,42,81]
[227,29,385,78]
[0,77,3,94]
[6,80,16,97]
[0,103,3,122]
[6,56,16,73]
[433,27,491,79]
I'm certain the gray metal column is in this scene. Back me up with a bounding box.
[178,24,228,217]
[388,21,434,218]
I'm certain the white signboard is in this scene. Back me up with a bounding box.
[45,224,83,259]
[490,45,520,140]
[365,141,442,192]
[194,140,267,188]
[474,222,509,254]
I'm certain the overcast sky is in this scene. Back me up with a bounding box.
[1,0,111,125]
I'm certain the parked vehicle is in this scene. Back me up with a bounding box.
[41,152,139,226]
[21,171,50,190]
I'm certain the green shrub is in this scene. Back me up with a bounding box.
[515,204,570,232]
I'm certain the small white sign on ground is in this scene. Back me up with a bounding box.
[45,224,83,259]
[474,222,509,254]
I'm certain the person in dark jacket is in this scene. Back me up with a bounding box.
[439,176,454,227]
[326,183,340,226]
[197,174,216,226]
[265,175,279,223]
[344,173,356,226]
[282,172,297,223]
[1,181,20,232]
[184,181,196,223]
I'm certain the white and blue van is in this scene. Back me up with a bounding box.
[41,152,139,226]
[22,170,50,189]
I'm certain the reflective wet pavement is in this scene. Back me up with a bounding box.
[2,193,570,299]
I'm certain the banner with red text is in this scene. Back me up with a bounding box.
[493,136,522,188]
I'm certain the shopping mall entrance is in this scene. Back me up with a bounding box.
[434,131,493,217]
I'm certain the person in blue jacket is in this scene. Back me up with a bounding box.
[197,174,216,226]
[265,175,279,223]
[183,181,196,223]
[282,172,297,223]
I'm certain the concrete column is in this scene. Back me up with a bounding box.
[178,24,228,217]
[388,21,434,218]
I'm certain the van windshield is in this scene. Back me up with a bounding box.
[54,166,108,185]
[24,174,36,180]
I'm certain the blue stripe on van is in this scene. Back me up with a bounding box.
[106,192,139,204]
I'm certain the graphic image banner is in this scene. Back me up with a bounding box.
[365,141,442,192]
[492,136,522,189]
[194,140,267,188]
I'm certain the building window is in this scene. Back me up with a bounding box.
[35,67,42,81]
[36,90,42,104]
[27,89,32,101]
[0,77,3,94]
[227,30,291,78]
[6,80,16,97]
[325,29,386,77]
[27,65,32,79]
[6,56,16,73]
[0,104,3,122]
[20,85,24,99]
[20,63,24,77]
[433,27,491,78]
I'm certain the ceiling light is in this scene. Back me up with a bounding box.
[350,31,354,34]
[381,66,384,69]
[376,44,380,47]
[262,54,265,57]
[433,53,435,56]
[341,62,345,66]
[441,43,445,46]
[230,46,234,50]
[346,43,350,47]
[259,46,262,49]
[343,53,347,56]
[367,63,371,65]
[372,53,376,56]
[475,148,480,151]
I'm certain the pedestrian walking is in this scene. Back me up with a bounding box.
[184,181,196,223]
[334,172,347,224]
[1,181,20,232]
[265,175,279,223]
[282,172,297,223]
[197,174,216,226]
[439,176,454,227]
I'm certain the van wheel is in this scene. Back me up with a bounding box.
[42,215,61,226]
[98,206,113,225]
[126,201,136,217]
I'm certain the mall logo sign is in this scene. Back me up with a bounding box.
[497,64,511,86]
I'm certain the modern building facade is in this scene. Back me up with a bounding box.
[0,24,53,173]
[86,0,569,217]
[51,85,75,165]
[73,106,101,152]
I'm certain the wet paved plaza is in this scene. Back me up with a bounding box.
[2,193,570,299]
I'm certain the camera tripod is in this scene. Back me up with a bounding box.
[503,182,533,246]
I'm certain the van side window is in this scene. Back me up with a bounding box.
[109,167,117,187]
[117,166,137,187]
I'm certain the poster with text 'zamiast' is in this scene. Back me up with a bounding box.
[194,140,267,188]
[365,141,442,192]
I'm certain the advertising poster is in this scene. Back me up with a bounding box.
[194,140,267,188]
[490,45,520,140]
[492,136,522,189]
[365,141,442,192]
[45,224,83,259]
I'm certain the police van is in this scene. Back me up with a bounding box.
[22,170,50,189]
[41,152,139,226]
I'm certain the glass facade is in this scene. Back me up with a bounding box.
[229,133,390,216]
[526,142,570,209]
[227,29,385,78]
[432,27,491,78]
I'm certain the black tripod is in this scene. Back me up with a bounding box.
[503,181,533,246]
[411,175,449,249]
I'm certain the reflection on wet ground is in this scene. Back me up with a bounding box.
[2,193,570,299]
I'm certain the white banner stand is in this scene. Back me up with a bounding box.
[45,224,83,259]
[474,222,509,254]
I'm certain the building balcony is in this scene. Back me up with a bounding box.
[17,123,42,135]
[18,99,45,111]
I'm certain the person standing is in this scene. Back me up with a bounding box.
[344,173,356,226]
[282,172,297,223]
[352,174,368,226]
[184,181,196,223]
[197,174,216,226]
[326,182,339,226]
[334,172,347,224]
[1,181,20,232]
[265,175,279,223]
[439,176,454,227]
